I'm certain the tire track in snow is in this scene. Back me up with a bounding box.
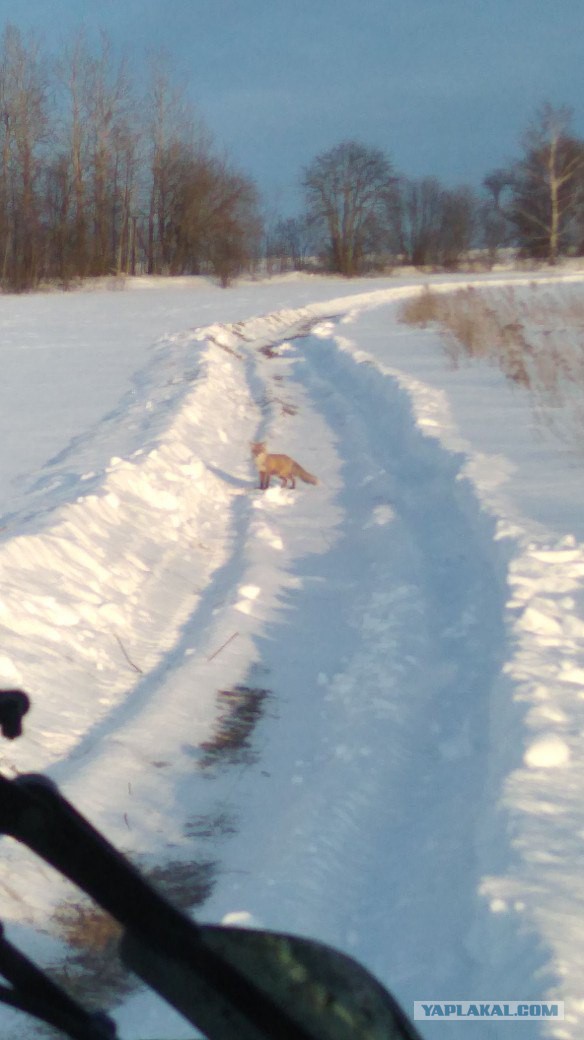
[196,316,518,1038]
[298,334,507,967]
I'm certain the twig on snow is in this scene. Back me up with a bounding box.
[207,631,239,663]
[114,633,143,674]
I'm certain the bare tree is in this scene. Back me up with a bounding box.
[167,153,261,283]
[266,215,316,272]
[85,35,135,275]
[111,118,140,274]
[50,32,140,281]
[303,140,396,275]
[143,54,213,274]
[145,60,181,274]
[0,25,48,289]
[54,32,92,279]
[396,177,444,266]
[395,177,477,268]
[437,186,477,268]
[485,104,584,263]
[203,163,262,285]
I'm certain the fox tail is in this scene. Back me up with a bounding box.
[297,466,318,485]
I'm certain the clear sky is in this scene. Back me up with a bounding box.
[3,0,583,213]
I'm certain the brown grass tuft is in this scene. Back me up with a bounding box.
[400,282,584,447]
[50,857,217,1015]
[199,684,271,769]
[399,286,441,327]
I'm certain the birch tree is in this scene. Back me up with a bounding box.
[486,104,584,262]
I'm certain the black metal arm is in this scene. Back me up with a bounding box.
[0,689,422,1040]
[0,687,310,1038]
[0,923,115,1039]
[0,771,315,1040]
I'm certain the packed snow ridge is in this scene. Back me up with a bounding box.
[0,272,583,1039]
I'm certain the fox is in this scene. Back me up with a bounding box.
[251,442,318,490]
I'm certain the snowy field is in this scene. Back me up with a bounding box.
[0,270,584,1038]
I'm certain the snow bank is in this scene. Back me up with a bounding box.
[0,339,255,774]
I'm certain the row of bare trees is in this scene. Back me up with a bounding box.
[0,26,262,290]
[267,145,480,277]
[267,105,584,276]
[2,24,580,288]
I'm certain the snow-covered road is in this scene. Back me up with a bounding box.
[1,274,583,1038]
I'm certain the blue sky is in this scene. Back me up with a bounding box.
[3,0,584,212]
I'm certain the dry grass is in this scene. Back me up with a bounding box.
[400,286,532,385]
[199,684,271,769]
[399,285,442,327]
[400,283,584,446]
[50,857,216,1017]
[51,901,128,1014]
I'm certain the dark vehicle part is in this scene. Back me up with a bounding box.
[123,925,420,1040]
[0,689,29,739]
[0,923,115,1038]
[0,691,422,1040]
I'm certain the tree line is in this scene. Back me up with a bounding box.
[0,25,262,290]
[1,21,583,290]
[269,103,584,276]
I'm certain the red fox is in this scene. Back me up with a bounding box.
[251,442,318,490]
